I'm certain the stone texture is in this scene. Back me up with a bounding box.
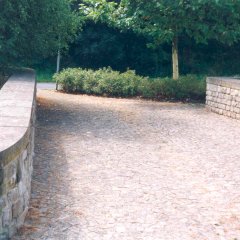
[0,69,36,239]
[206,77,240,120]
[12,90,240,240]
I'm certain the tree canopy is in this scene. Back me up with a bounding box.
[0,0,79,67]
[80,0,240,79]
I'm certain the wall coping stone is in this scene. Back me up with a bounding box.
[207,77,240,90]
[0,69,36,167]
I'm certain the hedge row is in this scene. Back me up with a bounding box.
[53,67,206,101]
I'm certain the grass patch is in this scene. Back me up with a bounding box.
[53,67,206,102]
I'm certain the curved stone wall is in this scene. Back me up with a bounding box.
[206,77,240,120]
[0,69,36,239]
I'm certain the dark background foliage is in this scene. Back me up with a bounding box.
[35,21,240,78]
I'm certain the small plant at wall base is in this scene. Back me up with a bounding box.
[53,68,206,101]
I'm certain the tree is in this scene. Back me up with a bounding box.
[81,0,240,79]
[68,21,165,76]
[0,0,79,67]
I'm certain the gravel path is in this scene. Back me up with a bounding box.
[13,90,240,240]
[37,83,56,90]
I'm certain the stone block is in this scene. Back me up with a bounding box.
[226,94,232,101]
[5,162,17,190]
[23,191,30,209]
[219,93,225,99]
[2,207,12,227]
[207,84,218,91]
[217,86,222,92]
[236,114,240,120]
[21,150,28,162]
[221,98,227,105]
[206,90,211,96]
[7,188,19,204]
[220,87,228,94]
[234,107,240,114]
[230,89,239,96]
[16,207,28,228]
[12,199,23,219]
[8,221,17,238]
[211,92,217,97]
[206,95,212,101]
[18,182,26,197]
[226,100,231,106]
[0,230,8,240]
[218,103,225,109]
[222,110,227,116]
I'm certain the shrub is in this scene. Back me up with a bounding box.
[53,67,206,101]
[138,75,206,101]
[81,69,99,94]
[97,68,146,97]
[53,68,85,93]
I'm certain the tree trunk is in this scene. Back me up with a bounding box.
[56,49,61,90]
[56,49,61,73]
[172,36,179,80]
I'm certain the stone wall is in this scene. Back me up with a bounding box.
[0,69,36,239]
[206,77,240,120]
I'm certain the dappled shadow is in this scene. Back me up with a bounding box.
[13,95,75,239]
[13,91,240,239]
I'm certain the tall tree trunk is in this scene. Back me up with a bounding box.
[56,49,61,90]
[172,36,179,80]
[56,49,61,73]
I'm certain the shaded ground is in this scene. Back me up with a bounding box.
[13,90,240,240]
[0,74,8,89]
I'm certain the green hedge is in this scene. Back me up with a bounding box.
[53,67,206,101]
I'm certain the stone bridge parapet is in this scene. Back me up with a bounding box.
[206,77,240,120]
[0,69,36,239]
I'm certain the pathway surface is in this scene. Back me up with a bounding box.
[13,90,240,240]
[37,83,56,90]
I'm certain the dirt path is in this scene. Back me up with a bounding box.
[13,90,240,240]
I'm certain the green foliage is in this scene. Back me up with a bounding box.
[53,68,85,92]
[139,75,206,101]
[96,68,142,96]
[68,22,166,76]
[54,67,144,96]
[80,0,240,78]
[82,69,100,94]
[81,0,240,45]
[54,67,206,101]
[36,69,55,83]
[56,21,240,78]
[0,0,80,67]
